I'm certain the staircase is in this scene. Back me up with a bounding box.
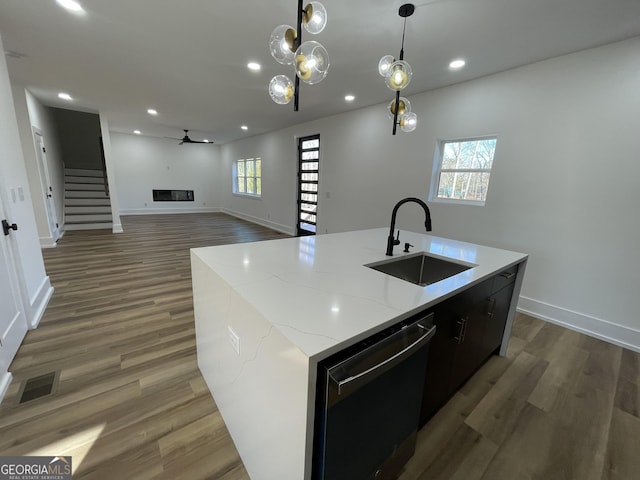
[64,168,113,231]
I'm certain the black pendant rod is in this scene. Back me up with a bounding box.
[392,15,409,135]
[294,0,303,111]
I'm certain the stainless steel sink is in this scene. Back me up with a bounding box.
[366,252,473,287]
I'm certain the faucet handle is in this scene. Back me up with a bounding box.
[393,230,400,245]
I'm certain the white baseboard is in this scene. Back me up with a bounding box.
[518,296,640,353]
[119,207,222,216]
[0,371,12,405]
[28,276,54,329]
[39,236,57,248]
[222,209,295,236]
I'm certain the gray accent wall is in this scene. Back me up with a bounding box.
[50,107,103,170]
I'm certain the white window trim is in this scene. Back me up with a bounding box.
[232,158,262,198]
[429,136,497,206]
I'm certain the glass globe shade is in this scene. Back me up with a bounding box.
[269,25,296,65]
[388,97,411,119]
[385,60,412,91]
[269,75,294,105]
[303,2,327,34]
[378,55,395,77]
[400,112,418,132]
[295,41,330,85]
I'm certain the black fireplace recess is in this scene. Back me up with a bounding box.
[152,189,194,202]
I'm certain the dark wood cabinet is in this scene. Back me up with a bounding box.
[420,265,518,425]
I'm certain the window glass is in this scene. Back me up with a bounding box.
[302,139,319,149]
[233,157,262,197]
[431,138,497,205]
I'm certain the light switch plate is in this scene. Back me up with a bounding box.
[227,326,240,355]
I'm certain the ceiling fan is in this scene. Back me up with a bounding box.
[171,130,214,145]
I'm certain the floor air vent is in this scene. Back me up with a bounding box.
[19,372,58,404]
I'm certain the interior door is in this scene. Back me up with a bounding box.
[0,195,28,377]
[296,135,320,236]
[34,132,59,241]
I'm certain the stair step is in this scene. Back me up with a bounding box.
[66,213,112,223]
[64,168,105,177]
[65,183,106,191]
[65,206,112,214]
[66,191,110,199]
[65,198,111,206]
[65,175,105,184]
[65,222,112,231]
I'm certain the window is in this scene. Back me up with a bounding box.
[297,135,320,235]
[233,158,262,197]
[431,137,497,205]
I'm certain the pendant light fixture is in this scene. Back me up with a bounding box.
[268,1,329,111]
[379,4,417,135]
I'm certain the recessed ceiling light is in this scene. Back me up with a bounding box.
[344,94,355,102]
[56,0,84,13]
[449,59,466,69]
[58,92,72,101]
[247,62,261,72]
[203,139,210,143]
[241,125,249,131]
[147,108,158,115]
[133,130,141,135]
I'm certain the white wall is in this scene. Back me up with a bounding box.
[11,86,65,246]
[110,132,223,215]
[220,37,640,351]
[99,114,123,233]
[0,33,53,328]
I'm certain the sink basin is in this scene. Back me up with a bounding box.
[366,252,473,287]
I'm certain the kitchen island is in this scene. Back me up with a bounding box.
[191,228,527,479]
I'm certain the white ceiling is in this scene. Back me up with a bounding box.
[1,0,639,144]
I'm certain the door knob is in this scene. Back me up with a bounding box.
[2,219,18,236]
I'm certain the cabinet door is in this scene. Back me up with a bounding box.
[448,278,493,393]
[483,283,515,356]
[420,302,457,424]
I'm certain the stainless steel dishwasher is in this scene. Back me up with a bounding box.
[312,311,436,480]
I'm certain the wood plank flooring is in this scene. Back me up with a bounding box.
[0,213,638,479]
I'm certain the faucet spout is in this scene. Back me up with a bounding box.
[386,197,432,256]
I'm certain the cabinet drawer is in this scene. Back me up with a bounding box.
[492,264,518,293]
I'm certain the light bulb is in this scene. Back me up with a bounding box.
[303,2,327,34]
[385,60,412,91]
[295,41,329,85]
[388,97,411,119]
[400,112,418,132]
[269,75,294,104]
[378,55,395,77]
[269,25,296,65]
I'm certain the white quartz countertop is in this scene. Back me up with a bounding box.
[191,228,527,360]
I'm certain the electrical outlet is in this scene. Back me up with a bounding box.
[228,326,240,355]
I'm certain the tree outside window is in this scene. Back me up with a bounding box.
[432,138,497,205]
[233,158,262,197]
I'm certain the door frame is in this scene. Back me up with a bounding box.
[296,134,321,236]
[33,129,59,243]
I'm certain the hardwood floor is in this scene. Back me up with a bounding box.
[0,213,638,479]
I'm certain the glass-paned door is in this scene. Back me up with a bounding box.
[297,135,320,236]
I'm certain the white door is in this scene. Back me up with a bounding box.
[0,195,28,376]
[34,132,59,242]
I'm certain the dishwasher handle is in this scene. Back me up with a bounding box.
[328,320,436,397]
